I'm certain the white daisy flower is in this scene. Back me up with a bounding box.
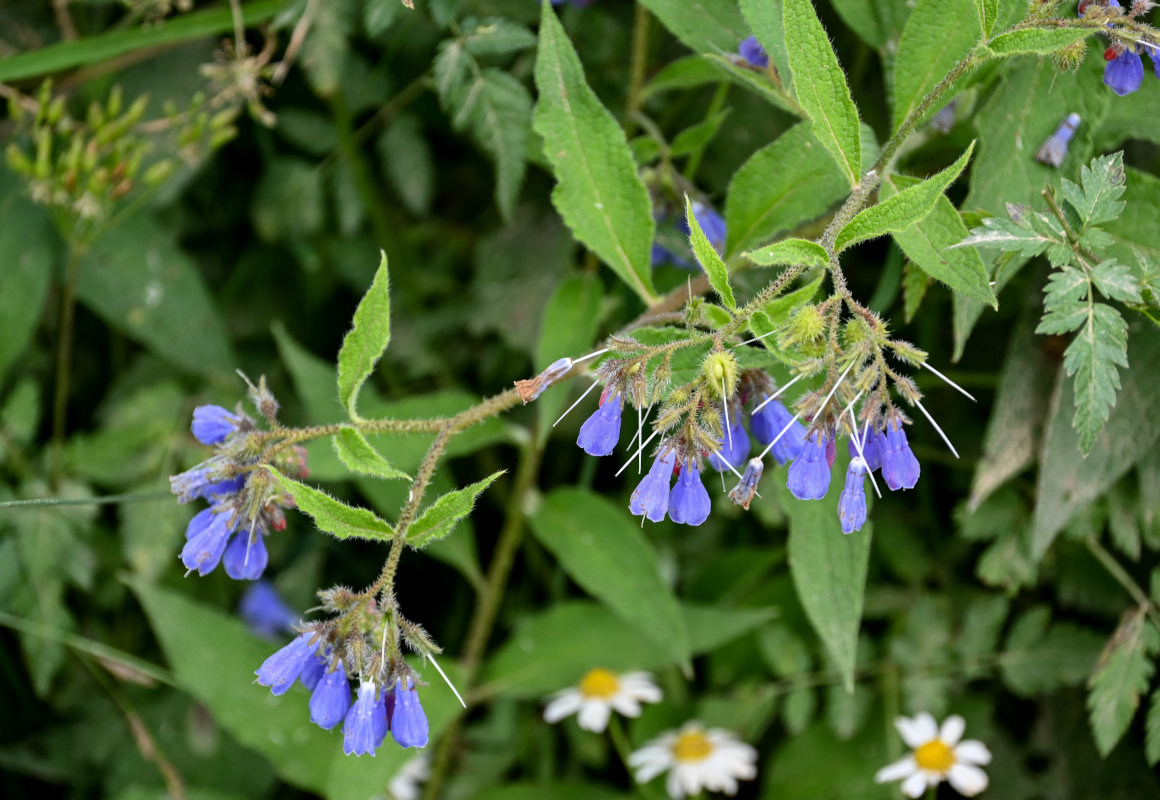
[875,712,992,798]
[542,668,662,732]
[627,721,757,799]
[387,753,429,800]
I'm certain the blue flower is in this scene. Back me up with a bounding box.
[300,647,328,691]
[837,458,868,534]
[1146,44,1160,80]
[192,405,240,445]
[738,35,769,68]
[708,413,751,473]
[389,678,430,749]
[630,448,677,523]
[1035,113,1081,168]
[1104,47,1144,96]
[170,467,244,504]
[846,427,884,472]
[577,392,623,456]
[180,509,234,575]
[223,529,269,581]
[310,662,352,731]
[256,632,317,696]
[750,396,805,465]
[787,432,831,500]
[881,420,920,491]
[239,580,298,637]
[668,461,711,526]
[344,681,389,756]
[653,201,727,268]
[728,457,764,510]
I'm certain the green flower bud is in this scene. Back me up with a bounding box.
[6,144,33,175]
[143,159,176,186]
[701,351,739,400]
[106,85,123,118]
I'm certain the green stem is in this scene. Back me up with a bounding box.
[623,2,651,139]
[51,241,84,482]
[1086,538,1160,628]
[0,490,171,510]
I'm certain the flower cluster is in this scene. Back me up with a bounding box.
[169,391,305,580]
[1079,0,1160,96]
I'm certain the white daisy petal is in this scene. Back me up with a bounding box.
[665,769,685,800]
[940,714,966,746]
[577,699,612,732]
[954,739,993,766]
[634,757,672,784]
[895,714,936,748]
[875,756,918,784]
[542,692,582,723]
[901,770,930,798]
[947,763,989,796]
[677,763,703,797]
[609,694,643,717]
[628,743,672,768]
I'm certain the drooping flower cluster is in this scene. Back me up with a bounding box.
[1079,0,1160,96]
[169,387,306,580]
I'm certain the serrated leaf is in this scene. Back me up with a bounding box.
[1146,688,1160,766]
[1061,152,1126,227]
[530,488,691,668]
[434,38,469,100]
[986,26,1094,56]
[892,0,981,132]
[782,0,862,186]
[786,498,872,692]
[1087,607,1160,757]
[337,252,391,419]
[835,143,974,252]
[882,173,996,307]
[687,195,736,311]
[408,471,504,548]
[1063,302,1129,453]
[1036,301,1088,335]
[1091,260,1142,304]
[725,121,849,258]
[1001,606,1103,696]
[1043,266,1090,309]
[462,17,536,56]
[267,467,394,543]
[955,215,1060,256]
[378,113,435,216]
[332,426,410,481]
[745,238,829,270]
[533,3,656,301]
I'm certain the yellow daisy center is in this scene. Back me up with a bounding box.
[672,729,714,763]
[578,668,620,699]
[914,739,956,773]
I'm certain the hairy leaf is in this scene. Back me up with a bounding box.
[337,252,391,419]
[986,26,1094,56]
[408,471,504,548]
[332,426,409,481]
[267,468,394,543]
[745,238,829,270]
[892,0,981,132]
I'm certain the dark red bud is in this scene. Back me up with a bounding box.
[1105,46,1120,61]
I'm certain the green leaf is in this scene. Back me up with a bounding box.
[378,114,435,216]
[686,195,736,312]
[829,0,913,50]
[408,471,505,548]
[638,0,750,56]
[76,215,235,377]
[533,3,656,301]
[1031,332,1160,557]
[534,274,603,438]
[836,143,974,252]
[986,26,1094,56]
[956,214,1060,256]
[643,56,724,98]
[702,53,800,115]
[1146,688,1160,766]
[782,0,863,186]
[881,173,996,306]
[1000,606,1104,696]
[745,238,829,270]
[337,252,391,419]
[670,109,732,157]
[296,0,352,97]
[1064,303,1129,454]
[725,122,849,258]
[332,427,410,481]
[892,0,982,132]
[1092,261,1143,304]
[974,0,1000,37]
[739,0,791,92]
[0,176,52,382]
[786,496,872,691]
[267,467,394,543]
[1060,152,1126,228]
[529,488,690,668]
[1087,607,1160,757]
[462,17,537,56]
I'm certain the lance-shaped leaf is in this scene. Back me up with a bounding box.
[745,238,829,270]
[267,467,394,543]
[782,0,862,186]
[892,0,982,132]
[686,195,736,312]
[639,0,750,56]
[533,2,656,302]
[739,0,792,94]
[986,27,1094,56]
[1087,607,1160,757]
[332,426,410,481]
[973,0,999,37]
[337,252,391,419]
[408,471,505,548]
[835,143,974,253]
[882,173,996,307]
[1147,689,1160,766]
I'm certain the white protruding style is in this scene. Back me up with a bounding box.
[913,396,959,459]
[874,713,992,798]
[921,361,976,402]
[426,653,466,709]
[750,373,805,416]
[553,379,601,428]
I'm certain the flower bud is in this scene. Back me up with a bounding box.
[701,351,739,400]
[784,304,826,346]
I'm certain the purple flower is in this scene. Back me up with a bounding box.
[239,580,298,637]
[738,35,769,68]
[344,681,389,756]
[750,397,805,465]
[389,678,430,749]
[630,448,677,523]
[1146,44,1160,81]
[786,432,831,500]
[847,427,884,472]
[668,462,711,526]
[192,405,240,445]
[1104,47,1144,96]
[577,392,623,456]
[310,662,352,731]
[708,413,751,473]
[1035,112,1081,168]
[728,457,764,510]
[180,509,234,575]
[223,530,269,581]
[881,420,920,491]
[837,458,868,534]
[300,648,328,691]
[170,467,244,504]
[689,201,726,255]
[255,632,316,696]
